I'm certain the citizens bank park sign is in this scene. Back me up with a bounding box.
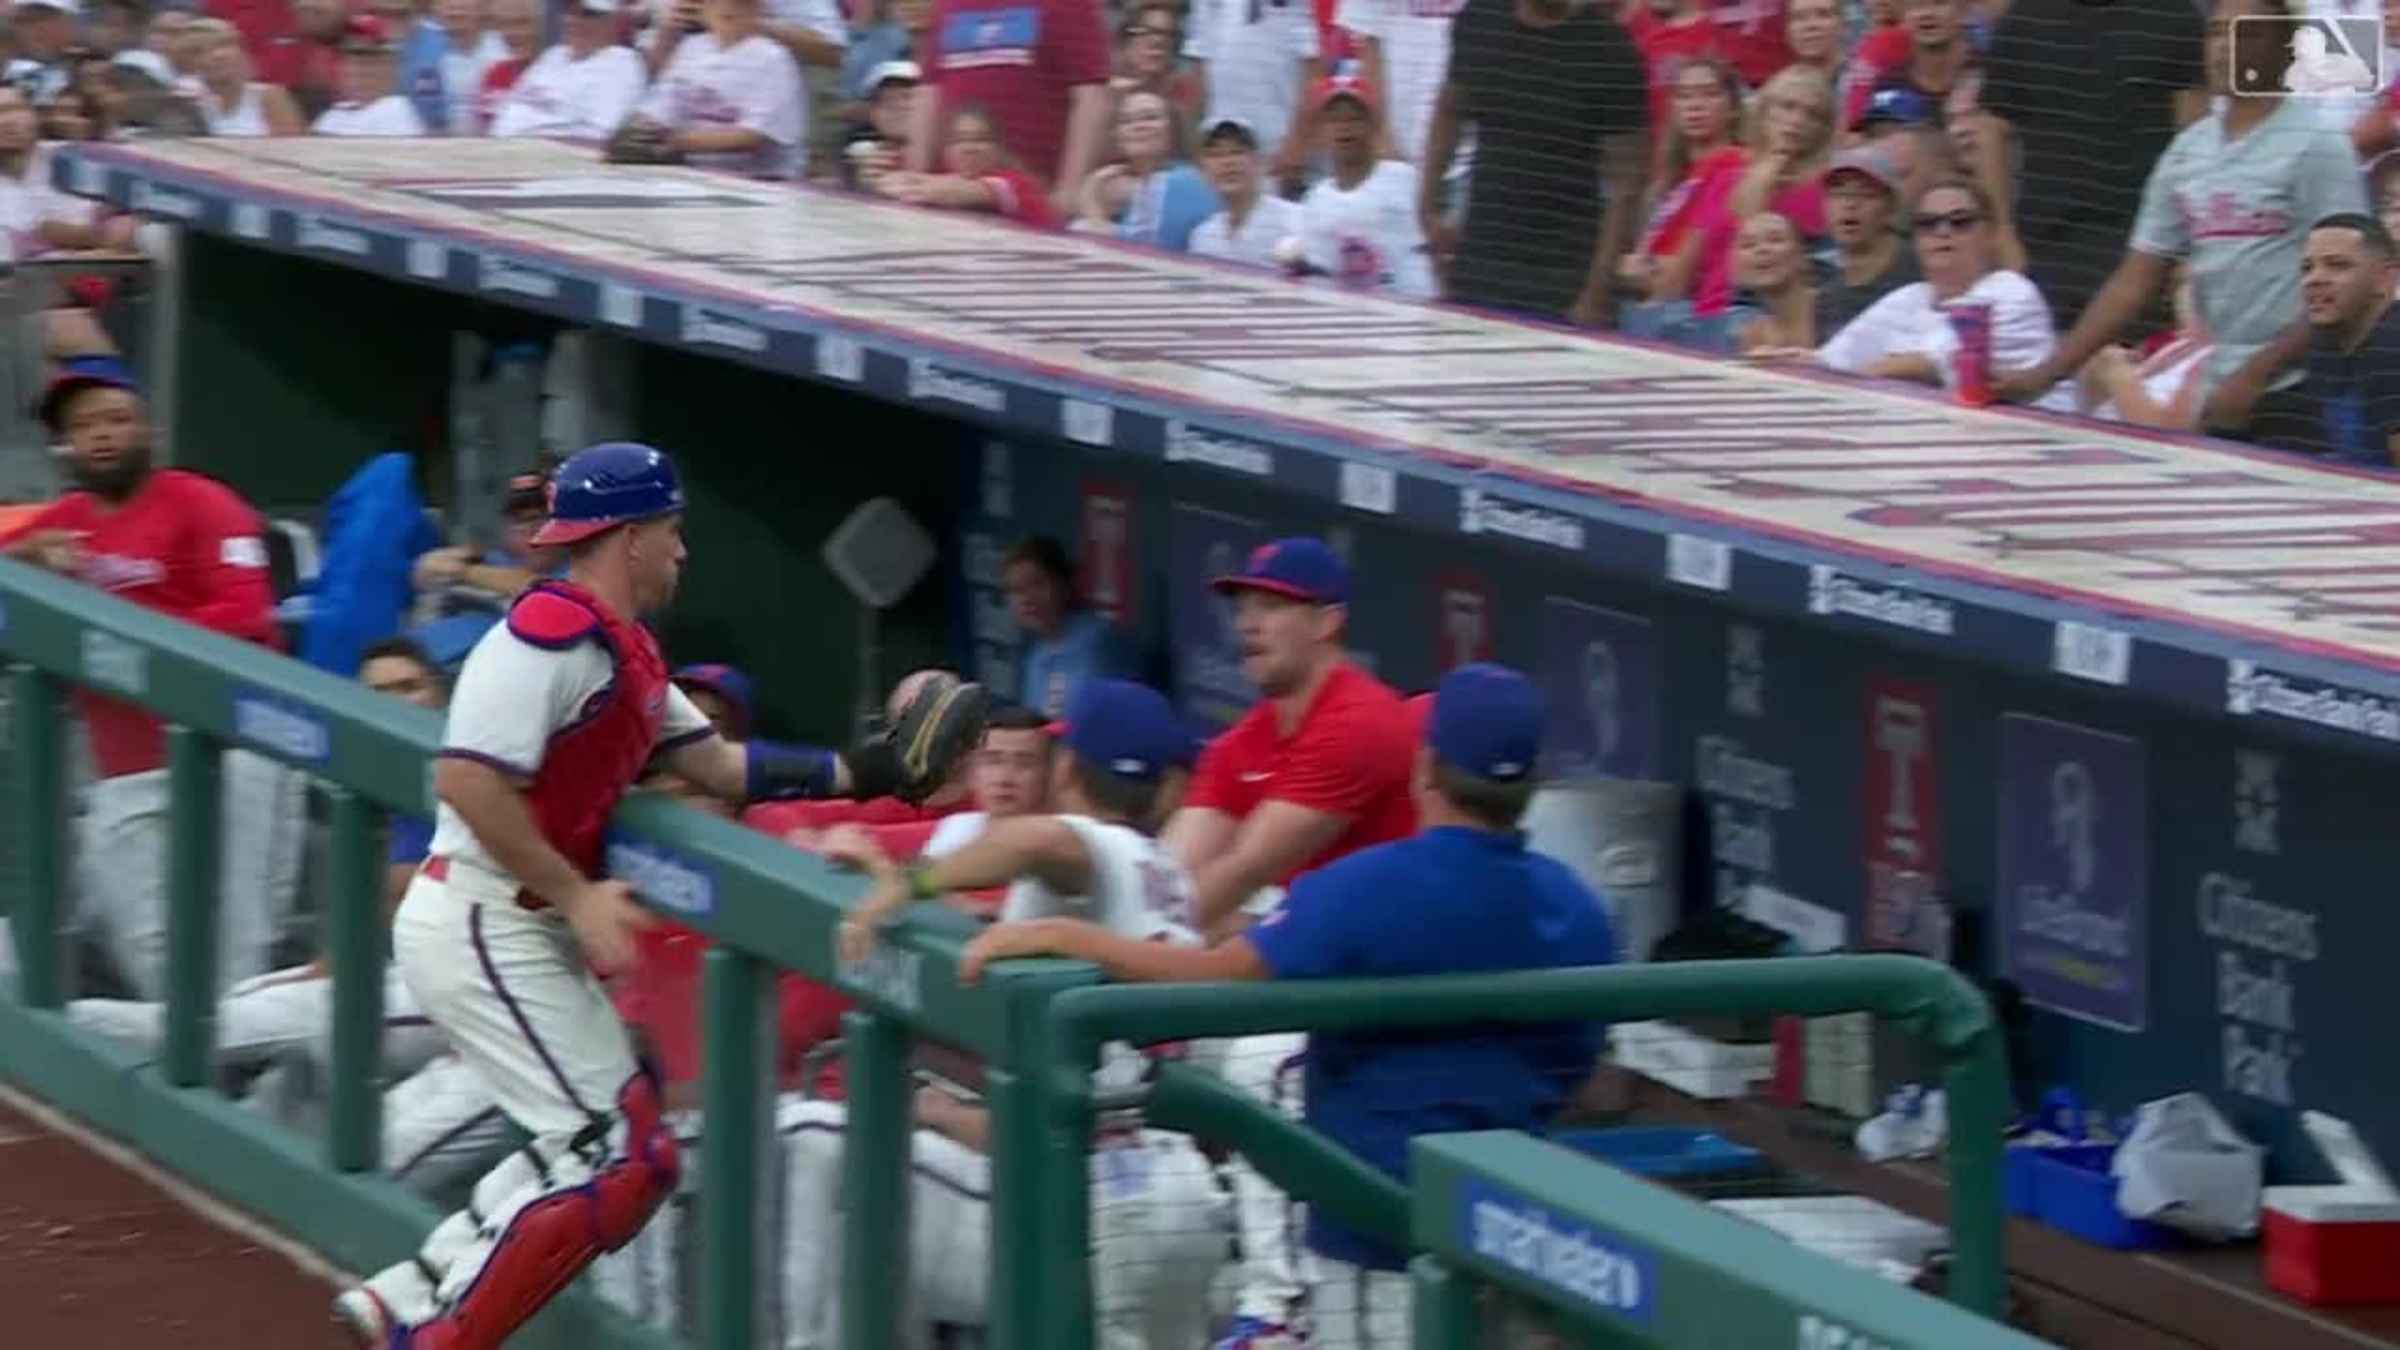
[63,138,2400,749]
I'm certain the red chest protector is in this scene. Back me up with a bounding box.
[509,579,670,885]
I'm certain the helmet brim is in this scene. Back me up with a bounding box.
[528,516,619,547]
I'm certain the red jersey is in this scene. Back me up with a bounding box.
[1711,0,1790,87]
[1623,7,1727,146]
[476,55,532,131]
[500,581,672,880]
[4,469,277,779]
[207,0,301,85]
[924,0,1109,182]
[1186,661,1417,886]
[977,167,1059,227]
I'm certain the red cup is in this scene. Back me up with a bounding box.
[1944,301,1995,407]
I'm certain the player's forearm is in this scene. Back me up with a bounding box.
[435,759,591,908]
[666,734,749,800]
[918,1097,992,1151]
[1189,853,1275,933]
[459,561,536,597]
[2039,251,2170,385]
[2202,320,2312,435]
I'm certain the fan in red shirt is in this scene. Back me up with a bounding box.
[1619,0,1730,153]
[1,356,285,1000]
[909,0,1113,218]
[1162,536,1416,941]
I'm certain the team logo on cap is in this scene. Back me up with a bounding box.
[1248,542,1278,570]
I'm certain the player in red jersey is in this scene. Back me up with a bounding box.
[1153,535,1415,1348]
[0,355,303,1000]
[334,441,989,1350]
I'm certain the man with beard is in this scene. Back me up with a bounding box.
[2205,213,2400,464]
[2,356,293,1002]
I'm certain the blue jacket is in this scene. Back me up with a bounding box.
[301,452,440,678]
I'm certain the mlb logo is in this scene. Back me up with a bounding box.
[2230,16,2384,97]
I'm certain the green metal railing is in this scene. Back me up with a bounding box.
[0,552,2015,1349]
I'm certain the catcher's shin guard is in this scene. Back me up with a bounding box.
[412,1072,680,1350]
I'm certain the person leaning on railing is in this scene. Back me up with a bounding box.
[961,662,1621,1350]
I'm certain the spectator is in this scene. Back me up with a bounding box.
[672,662,755,739]
[1974,0,2202,331]
[1002,534,1135,718]
[1861,0,1974,132]
[4,0,79,102]
[1621,59,1745,325]
[1729,209,1817,352]
[963,663,1616,1350]
[2372,151,2400,252]
[1111,2,1200,128]
[189,17,306,134]
[487,0,647,140]
[471,0,545,128]
[0,85,133,256]
[411,468,556,618]
[1851,84,1944,206]
[2205,213,2400,466]
[1713,0,1791,85]
[87,0,142,59]
[1423,0,1646,323]
[919,703,1054,857]
[1618,0,1728,173]
[908,0,1111,221]
[2078,262,2212,431]
[1819,176,2072,409]
[1190,114,1304,267]
[838,57,916,186]
[1693,65,1834,318]
[275,0,348,118]
[1335,0,1461,170]
[0,357,284,1001]
[137,8,199,89]
[839,0,928,101]
[1812,144,1918,338]
[875,100,1058,224]
[1783,0,1840,78]
[1295,75,1434,297]
[396,0,510,132]
[1184,0,1320,187]
[627,0,808,177]
[1996,0,2366,409]
[313,15,430,135]
[1075,87,1220,249]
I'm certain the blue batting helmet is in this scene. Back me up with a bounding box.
[530,441,685,547]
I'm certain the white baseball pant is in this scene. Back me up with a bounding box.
[64,962,446,1078]
[383,1051,519,1198]
[778,1098,1228,1350]
[1302,1254,1412,1350]
[1217,1029,1310,1325]
[72,748,304,999]
[355,859,676,1334]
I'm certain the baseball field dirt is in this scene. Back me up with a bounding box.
[0,1095,339,1347]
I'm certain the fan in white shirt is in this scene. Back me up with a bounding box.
[625,0,806,177]
[1818,177,2076,412]
[1183,0,1321,177]
[188,18,306,136]
[489,0,650,139]
[313,17,432,136]
[428,0,513,132]
[1295,79,1436,298]
[1189,116,1305,269]
[918,708,1056,859]
[1333,0,1469,175]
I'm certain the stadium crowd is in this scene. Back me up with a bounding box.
[0,0,2390,458]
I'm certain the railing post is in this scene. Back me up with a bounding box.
[1037,1021,1098,1350]
[6,666,64,1009]
[325,789,384,1171]
[985,1064,1040,1350]
[1409,1254,1479,1350]
[1944,1025,2011,1319]
[839,1008,911,1350]
[161,726,221,1088]
[699,945,773,1350]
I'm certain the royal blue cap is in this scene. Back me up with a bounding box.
[38,354,139,429]
[1161,714,1208,771]
[1429,663,1544,782]
[673,663,754,739]
[1209,537,1349,605]
[1057,678,1182,781]
[1857,85,1934,131]
[531,441,685,547]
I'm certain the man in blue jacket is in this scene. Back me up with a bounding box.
[963,661,1619,1350]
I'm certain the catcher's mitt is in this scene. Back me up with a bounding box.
[843,674,993,805]
[604,120,686,165]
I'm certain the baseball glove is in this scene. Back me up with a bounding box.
[843,674,993,805]
[604,120,686,166]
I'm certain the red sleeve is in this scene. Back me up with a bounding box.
[1048,0,1111,87]
[175,478,279,649]
[986,170,1058,226]
[0,497,73,547]
[867,820,940,859]
[775,974,854,1082]
[1183,729,1240,812]
[1269,704,1404,819]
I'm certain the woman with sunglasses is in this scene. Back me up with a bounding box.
[1816,175,2075,410]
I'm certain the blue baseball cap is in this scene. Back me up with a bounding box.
[1209,537,1349,605]
[1057,678,1182,781]
[531,441,685,547]
[38,354,139,430]
[1857,84,1934,132]
[673,663,754,739]
[1428,663,1544,783]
